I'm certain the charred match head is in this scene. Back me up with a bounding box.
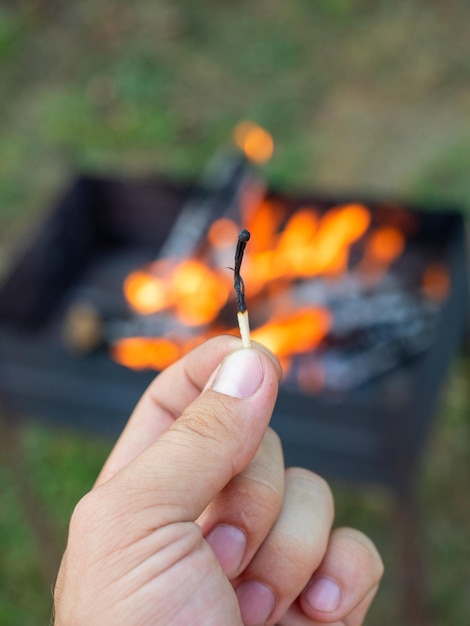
[235,229,250,271]
[234,229,250,313]
[238,228,251,243]
[233,229,252,348]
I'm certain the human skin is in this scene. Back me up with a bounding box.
[54,336,383,626]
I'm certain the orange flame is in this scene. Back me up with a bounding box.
[123,270,169,315]
[366,227,405,264]
[359,226,405,285]
[251,308,331,357]
[245,198,286,252]
[233,121,274,164]
[276,208,319,276]
[112,337,181,370]
[309,204,371,276]
[171,260,229,326]
[250,203,371,281]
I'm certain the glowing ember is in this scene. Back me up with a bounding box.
[171,260,229,326]
[123,271,168,315]
[366,227,405,264]
[277,208,319,276]
[112,337,181,370]
[309,204,371,276]
[233,121,274,164]
[251,308,332,358]
[245,199,285,252]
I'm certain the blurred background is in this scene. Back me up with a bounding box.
[0,1,469,624]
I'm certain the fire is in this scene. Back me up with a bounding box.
[245,199,285,253]
[310,204,371,276]
[365,227,405,264]
[118,197,400,375]
[233,121,274,164]
[117,143,420,391]
[112,337,181,370]
[245,203,371,286]
[171,260,229,326]
[276,208,319,276]
[123,270,169,315]
[124,259,229,328]
[359,225,406,284]
[251,308,332,357]
[118,191,413,378]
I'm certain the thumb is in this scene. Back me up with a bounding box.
[105,346,280,528]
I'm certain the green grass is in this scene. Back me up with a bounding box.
[0,1,469,624]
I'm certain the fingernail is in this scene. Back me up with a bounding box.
[211,349,263,398]
[205,525,247,577]
[236,580,275,625]
[304,576,341,613]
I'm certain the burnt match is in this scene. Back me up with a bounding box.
[234,229,251,348]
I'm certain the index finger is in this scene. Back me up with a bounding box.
[96,335,281,486]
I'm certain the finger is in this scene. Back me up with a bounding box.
[96,335,281,485]
[299,527,384,623]
[94,345,281,531]
[234,468,335,626]
[277,585,379,626]
[199,427,285,578]
[343,585,380,626]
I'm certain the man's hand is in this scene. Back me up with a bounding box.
[54,336,383,625]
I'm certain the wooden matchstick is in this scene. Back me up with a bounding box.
[237,309,251,348]
[234,229,252,348]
